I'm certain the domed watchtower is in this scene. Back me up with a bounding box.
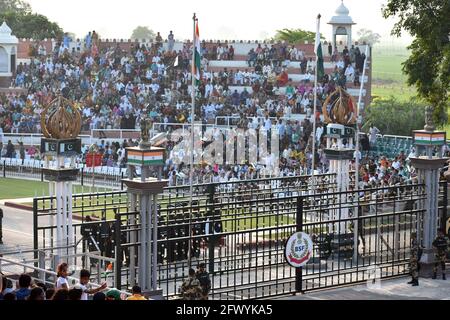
[328,1,356,50]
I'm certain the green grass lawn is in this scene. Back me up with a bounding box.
[0,178,110,200]
[371,50,417,101]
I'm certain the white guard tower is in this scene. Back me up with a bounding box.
[0,21,18,87]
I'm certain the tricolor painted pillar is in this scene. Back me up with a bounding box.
[410,128,447,277]
[122,146,167,298]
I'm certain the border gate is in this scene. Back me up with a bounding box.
[32,176,447,299]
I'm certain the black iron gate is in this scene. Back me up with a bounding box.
[33,177,445,299]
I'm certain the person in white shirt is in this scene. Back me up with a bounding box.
[76,269,107,300]
[205,81,213,98]
[264,116,272,132]
[345,64,355,82]
[234,70,243,85]
[55,263,69,290]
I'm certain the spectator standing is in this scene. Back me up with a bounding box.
[369,126,380,146]
[77,269,107,300]
[168,31,175,52]
[5,140,14,158]
[55,263,69,290]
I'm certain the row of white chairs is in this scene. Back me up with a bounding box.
[0,157,126,177]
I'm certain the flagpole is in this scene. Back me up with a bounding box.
[187,12,197,268]
[353,44,369,262]
[311,14,321,183]
[354,45,369,190]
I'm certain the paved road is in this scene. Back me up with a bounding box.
[278,277,450,300]
[0,204,36,251]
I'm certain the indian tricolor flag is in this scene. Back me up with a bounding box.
[414,132,446,145]
[127,149,164,166]
[193,20,201,83]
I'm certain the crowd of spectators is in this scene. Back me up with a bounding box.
[0,263,147,301]
[0,30,376,184]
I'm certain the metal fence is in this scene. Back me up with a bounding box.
[29,174,446,300]
[0,158,125,190]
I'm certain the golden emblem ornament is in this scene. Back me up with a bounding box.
[40,95,82,139]
[322,86,357,125]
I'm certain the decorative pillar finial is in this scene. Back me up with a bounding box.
[424,105,435,132]
[139,115,153,148]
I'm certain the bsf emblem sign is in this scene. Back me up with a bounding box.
[285,232,313,267]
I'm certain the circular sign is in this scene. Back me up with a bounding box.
[285,232,313,268]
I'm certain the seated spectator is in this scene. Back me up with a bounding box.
[15,274,32,300]
[126,285,147,300]
[28,287,45,301]
[277,70,289,87]
[106,289,122,300]
[52,289,69,300]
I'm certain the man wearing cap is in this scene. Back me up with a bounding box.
[106,289,122,300]
[407,232,420,286]
[432,229,448,280]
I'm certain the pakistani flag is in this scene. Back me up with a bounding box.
[314,28,324,81]
[193,20,201,85]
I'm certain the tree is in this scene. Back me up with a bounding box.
[0,0,31,13]
[382,0,450,125]
[0,11,63,40]
[362,97,426,136]
[273,28,323,44]
[131,26,155,40]
[356,29,381,45]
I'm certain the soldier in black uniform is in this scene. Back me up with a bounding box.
[432,229,448,280]
[0,207,3,244]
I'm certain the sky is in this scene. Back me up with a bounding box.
[26,0,412,45]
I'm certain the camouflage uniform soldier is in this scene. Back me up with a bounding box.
[196,263,211,300]
[407,232,419,286]
[432,229,448,280]
[180,268,201,300]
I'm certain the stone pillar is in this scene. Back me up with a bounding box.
[409,125,448,277]
[41,140,81,264]
[122,146,167,298]
[324,124,356,259]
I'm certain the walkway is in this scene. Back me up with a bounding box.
[278,277,450,300]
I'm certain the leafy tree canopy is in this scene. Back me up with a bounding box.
[382,0,450,125]
[131,26,155,40]
[273,28,324,44]
[357,29,381,45]
[362,97,426,136]
[0,0,31,13]
[0,10,63,40]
